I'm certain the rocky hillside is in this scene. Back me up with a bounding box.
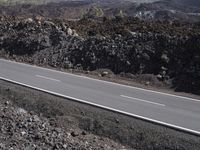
[0,16,200,94]
[0,1,92,19]
[0,96,127,149]
[0,0,200,22]
[0,0,160,5]
[0,0,70,5]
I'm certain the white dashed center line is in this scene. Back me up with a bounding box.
[121,95,166,107]
[35,75,61,82]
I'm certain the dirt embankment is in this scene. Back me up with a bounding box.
[0,16,200,94]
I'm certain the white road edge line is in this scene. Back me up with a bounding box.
[121,95,166,107]
[35,75,61,82]
[0,76,200,136]
[1,58,200,102]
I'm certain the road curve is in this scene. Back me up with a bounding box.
[0,58,200,135]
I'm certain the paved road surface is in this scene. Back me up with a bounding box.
[0,59,200,135]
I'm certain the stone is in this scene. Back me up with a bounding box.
[161,54,169,63]
[71,131,79,137]
[21,131,26,136]
[25,18,33,24]
[17,108,27,115]
[5,101,9,106]
[145,81,150,85]
[67,28,73,36]
[82,131,87,135]
[101,71,109,76]
[157,74,163,80]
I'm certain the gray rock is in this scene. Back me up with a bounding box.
[71,131,79,137]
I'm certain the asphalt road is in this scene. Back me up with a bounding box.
[0,59,200,135]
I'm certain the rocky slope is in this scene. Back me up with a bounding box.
[0,16,199,94]
[0,95,127,149]
[128,0,200,22]
[0,0,200,22]
[0,1,92,19]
